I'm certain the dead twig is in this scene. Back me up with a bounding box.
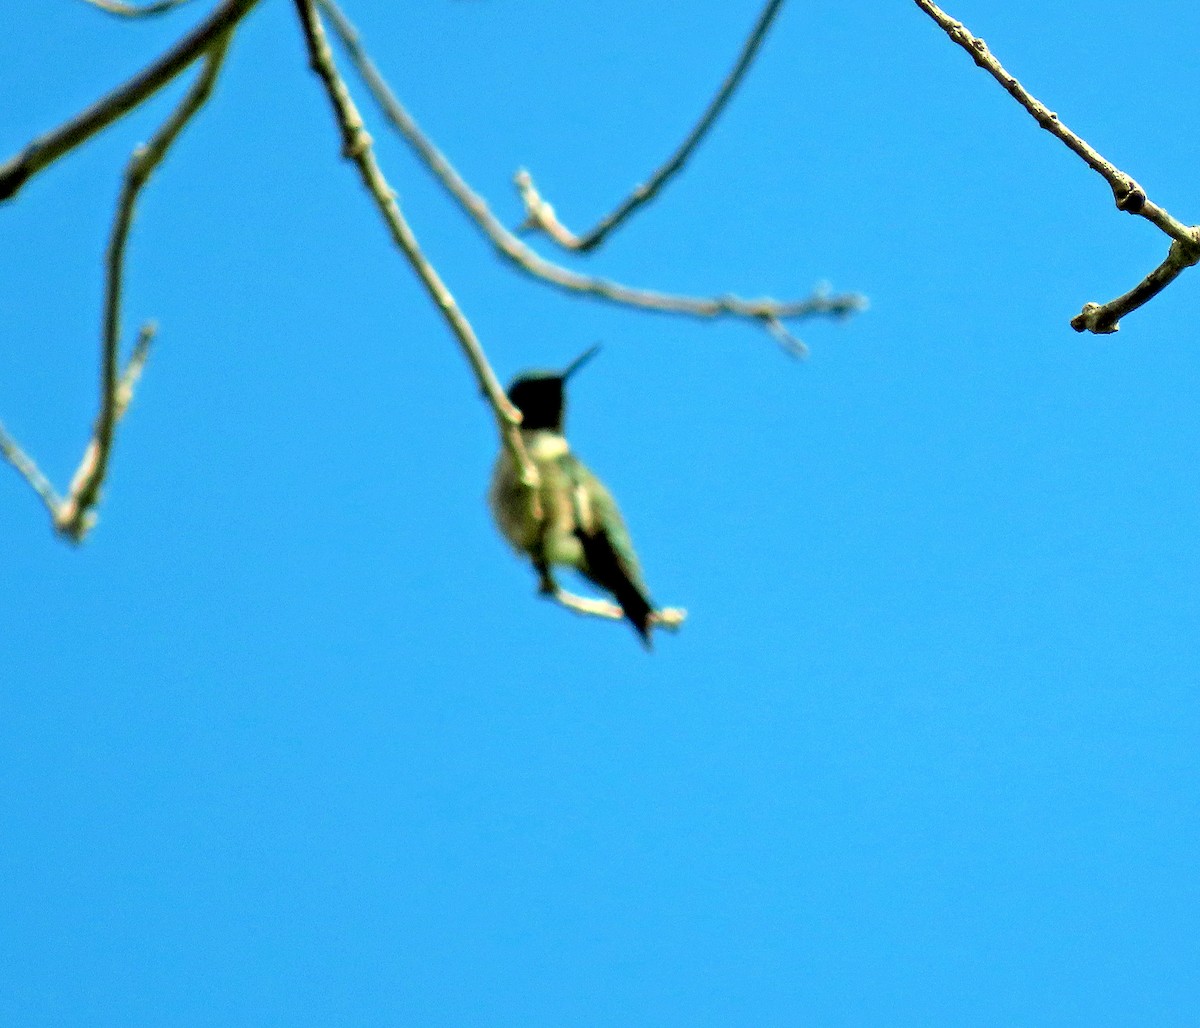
[515,0,785,252]
[316,0,864,354]
[0,0,258,203]
[79,0,195,16]
[913,0,1200,333]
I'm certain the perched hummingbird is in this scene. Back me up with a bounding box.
[489,346,658,647]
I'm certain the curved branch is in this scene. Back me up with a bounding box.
[0,0,259,203]
[515,0,786,252]
[315,0,864,354]
[913,0,1200,332]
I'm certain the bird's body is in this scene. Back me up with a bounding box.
[489,349,657,646]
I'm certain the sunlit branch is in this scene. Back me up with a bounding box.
[79,0,195,16]
[316,0,864,354]
[1070,240,1200,334]
[913,0,1200,332]
[515,0,785,253]
[291,0,538,495]
[0,0,258,203]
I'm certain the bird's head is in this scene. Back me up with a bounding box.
[507,345,600,433]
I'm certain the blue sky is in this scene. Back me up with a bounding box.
[3,1,1199,1024]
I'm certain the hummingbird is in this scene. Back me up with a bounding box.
[489,345,659,647]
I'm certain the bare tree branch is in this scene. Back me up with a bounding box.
[290,0,539,502]
[913,0,1200,332]
[316,0,864,354]
[79,0,195,16]
[0,0,258,203]
[0,33,230,540]
[514,0,786,253]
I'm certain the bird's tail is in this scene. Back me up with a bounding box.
[579,531,655,649]
[612,575,655,649]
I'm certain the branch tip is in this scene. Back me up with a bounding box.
[513,0,785,251]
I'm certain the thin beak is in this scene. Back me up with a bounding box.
[561,344,601,381]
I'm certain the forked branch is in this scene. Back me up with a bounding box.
[316,0,864,357]
[515,0,785,253]
[1,32,231,541]
[913,0,1200,332]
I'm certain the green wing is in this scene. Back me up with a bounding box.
[559,454,644,586]
[559,453,654,646]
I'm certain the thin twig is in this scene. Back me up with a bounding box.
[546,584,687,632]
[116,322,157,414]
[0,0,258,203]
[316,0,864,353]
[54,36,231,542]
[764,313,808,359]
[913,0,1200,332]
[0,422,63,520]
[291,0,538,496]
[515,0,785,252]
[80,0,195,16]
